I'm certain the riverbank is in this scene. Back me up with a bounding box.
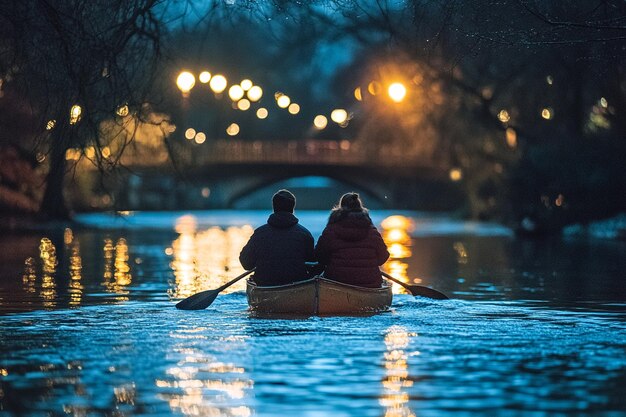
[563,213,626,240]
[3,210,626,241]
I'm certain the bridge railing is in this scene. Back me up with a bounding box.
[112,139,438,168]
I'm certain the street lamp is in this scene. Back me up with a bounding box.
[209,75,227,94]
[176,71,195,97]
[388,82,406,103]
[330,109,348,124]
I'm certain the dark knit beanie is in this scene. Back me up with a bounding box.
[272,189,296,213]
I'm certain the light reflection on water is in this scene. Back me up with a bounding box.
[381,326,416,417]
[168,214,254,299]
[1,210,625,416]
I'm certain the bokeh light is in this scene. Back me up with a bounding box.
[184,128,196,140]
[247,86,263,101]
[257,108,268,119]
[199,71,211,83]
[228,85,244,101]
[209,74,227,93]
[388,82,407,102]
[237,99,251,111]
[194,132,206,144]
[69,105,82,125]
[314,115,328,129]
[330,109,348,124]
[449,168,462,181]
[176,71,195,94]
[288,103,300,114]
[276,94,291,108]
[226,123,240,136]
[541,108,553,120]
[240,79,253,90]
[498,109,511,123]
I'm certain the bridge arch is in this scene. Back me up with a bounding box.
[228,175,389,210]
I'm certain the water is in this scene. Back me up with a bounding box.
[1,210,625,416]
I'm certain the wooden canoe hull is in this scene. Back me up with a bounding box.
[246,277,392,316]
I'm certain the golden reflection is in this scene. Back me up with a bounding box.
[381,216,414,293]
[114,383,137,405]
[453,242,468,265]
[40,238,57,274]
[157,332,253,416]
[102,237,132,298]
[39,238,57,308]
[64,228,73,244]
[22,257,37,293]
[68,240,83,306]
[168,216,253,300]
[381,326,416,417]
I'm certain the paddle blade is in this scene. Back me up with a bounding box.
[407,285,449,300]
[175,289,220,310]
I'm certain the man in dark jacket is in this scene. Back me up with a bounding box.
[239,189,315,286]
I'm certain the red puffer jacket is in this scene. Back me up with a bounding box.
[315,210,389,287]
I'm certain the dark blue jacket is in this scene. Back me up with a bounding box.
[239,212,315,286]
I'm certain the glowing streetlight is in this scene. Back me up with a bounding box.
[226,123,240,136]
[330,109,348,124]
[449,168,462,181]
[209,74,227,94]
[276,94,290,108]
[176,71,195,96]
[541,108,553,120]
[288,103,300,114]
[228,85,244,101]
[240,79,253,90]
[388,82,406,103]
[256,108,268,119]
[194,132,206,144]
[199,71,211,83]
[185,128,196,140]
[314,115,328,129]
[237,99,251,111]
[247,86,263,102]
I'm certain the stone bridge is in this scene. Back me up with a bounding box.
[88,139,463,210]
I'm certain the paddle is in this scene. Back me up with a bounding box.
[381,271,449,300]
[175,269,255,310]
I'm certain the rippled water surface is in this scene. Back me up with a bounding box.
[1,211,625,416]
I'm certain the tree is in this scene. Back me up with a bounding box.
[269,0,626,226]
[0,0,167,219]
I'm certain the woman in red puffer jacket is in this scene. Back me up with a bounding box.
[315,193,389,288]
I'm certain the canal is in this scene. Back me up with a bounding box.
[1,210,625,416]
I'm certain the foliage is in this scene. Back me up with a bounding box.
[0,0,168,218]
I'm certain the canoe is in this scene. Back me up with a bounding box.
[246,276,392,316]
